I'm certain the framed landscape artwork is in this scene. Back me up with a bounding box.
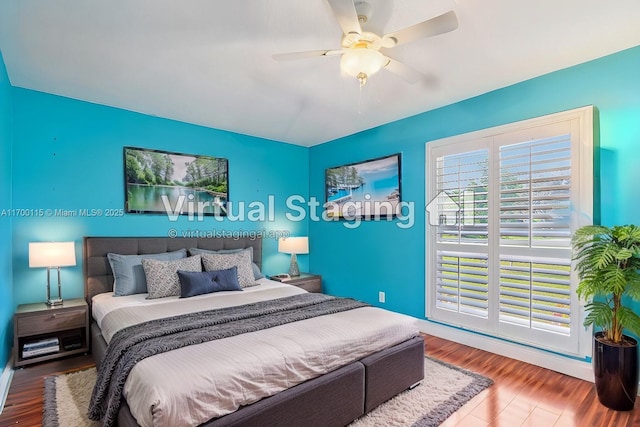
[124,147,229,216]
[325,153,402,220]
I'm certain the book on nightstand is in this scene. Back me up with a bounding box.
[270,274,291,282]
[23,337,59,349]
[22,337,60,358]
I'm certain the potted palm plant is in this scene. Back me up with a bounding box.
[572,224,640,410]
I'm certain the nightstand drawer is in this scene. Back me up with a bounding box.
[16,308,86,335]
[295,280,322,293]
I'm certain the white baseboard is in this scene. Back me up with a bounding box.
[417,319,595,383]
[0,356,14,415]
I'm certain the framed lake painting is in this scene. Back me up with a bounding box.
[124,147,229,216]
[325,153,402,220]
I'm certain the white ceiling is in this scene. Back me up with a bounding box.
[1,0,639,147]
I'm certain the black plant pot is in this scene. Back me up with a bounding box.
[593,332,639,411]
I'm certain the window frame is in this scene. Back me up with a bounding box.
[425,106,594,357]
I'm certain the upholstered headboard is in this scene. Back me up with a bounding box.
[83,236,262,307]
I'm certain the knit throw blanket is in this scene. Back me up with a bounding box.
[88,293,369,427]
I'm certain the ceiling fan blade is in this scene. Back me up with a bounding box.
[272,50,343,61]
[326,0,362,37]
[383,57,423,84]
[381,10,458,48]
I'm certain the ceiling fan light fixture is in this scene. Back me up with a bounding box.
[340,45,386,85]
[274,3,459,88]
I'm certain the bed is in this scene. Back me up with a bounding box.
[84,236,425,427]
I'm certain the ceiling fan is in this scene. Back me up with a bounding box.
[273,0,458,87]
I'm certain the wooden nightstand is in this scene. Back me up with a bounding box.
[13,298,89,367]
[271,273,322,293]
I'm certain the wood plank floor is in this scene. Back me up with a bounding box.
[0,354,94,427]
[423,334,640,427]
[1,334,639,426]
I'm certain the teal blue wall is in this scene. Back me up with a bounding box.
[10,89,310,306]
[0,52,13,369]
[309,45,640,319]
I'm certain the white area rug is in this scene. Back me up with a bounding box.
[350,357,493,426]
[43,368,100,427]
[43,357,492,427]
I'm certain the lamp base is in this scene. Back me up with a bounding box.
[288,253,300,277]
[44,267,64,307]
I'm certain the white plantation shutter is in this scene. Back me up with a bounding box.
[430,146,492,330]
[498,256,571,334]
[426,107,593,356]
[435,150,489,244]
[496,134,574,348]
[499,135,572,247]
[436,251,489,318]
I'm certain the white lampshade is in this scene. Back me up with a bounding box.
[278,237,309,255]
[29,242,77,268]
[340,47,386,78]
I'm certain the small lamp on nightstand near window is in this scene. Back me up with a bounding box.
[28,241,76,306]
[278,236,309,277]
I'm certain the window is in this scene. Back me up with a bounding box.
[426,107,593,355]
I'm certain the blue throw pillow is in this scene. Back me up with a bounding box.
[177,267,242,298]
[213,266,242,290]
[108,249,187,296]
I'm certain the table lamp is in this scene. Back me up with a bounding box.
[29,241,76,306]
[278,237,309,277]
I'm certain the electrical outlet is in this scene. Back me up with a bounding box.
[378,291,385,303]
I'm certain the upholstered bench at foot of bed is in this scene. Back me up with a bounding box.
[118,362,365,427]
[114,336,425,427]
[209,362,365,427]
[360,335,425,413]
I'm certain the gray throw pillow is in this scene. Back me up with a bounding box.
[189,247,265,280]
[143,255,202,299]
[201,251,257,288]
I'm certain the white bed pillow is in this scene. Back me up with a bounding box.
[201,250,257,288]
